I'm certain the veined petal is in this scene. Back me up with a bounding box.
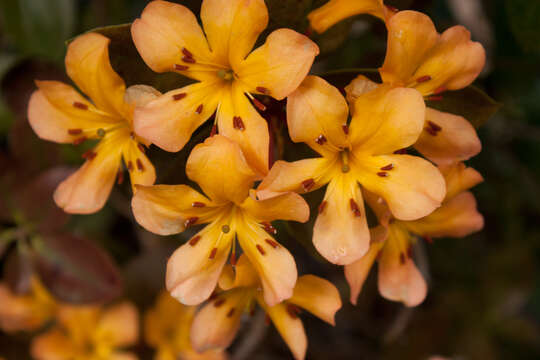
[313,175,370,265]
[286,76,349,151]
[236,29,319,100]
[54,141,122,214]
[166,223,232,305]
[288,275,342,326]
[349,85,425,155]
[123,140,156,191]
[31,330,76,360]
[131,0,216,80]
[257,295,307,360]
[440,162,483,200]
[415,108,481,165]
[237,220,297,306]
[66,32,127,117]
[404,191,484,238]
[187,135,257,204]
[344,226,387,305]
[133,81,223,152]
[379,11,439,86]
[241,191,309,223]
[201,0,268,66]
[356,154,446,221]
[308,0,387,34]
[216,87,269,176]
[132,184,217,236]
[96,302,139,347]
[28,81,119,144]
[190,288,250,352]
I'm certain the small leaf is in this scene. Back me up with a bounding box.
[33,234,123,304]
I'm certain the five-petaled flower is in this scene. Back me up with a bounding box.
[131,135,309,306]
[259,75,446,265]
[31,302,139,360]
[345,162,484,306]
[131,0,319,176]
[28,32,157,214]
[190,255,341,360]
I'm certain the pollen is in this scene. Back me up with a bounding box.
[182,56,196,64]
[72,101,88,110]
[265,238,279,248]
[181,47,193,58]
[184,217,198,228]
[416,75,431,83]
[256,86,269,94]
[318,201,327,214]
[172,93,187,101]
[137,144,146,153]
[433,86,446,95]
[174,64,189,71]
[252,98,267,111]
[380,163,394,171]
[256,244,266,255]
[68,128,83,135]
[196,104,203,114]
[213,298,225,307]
[342,124,349,134]
[189,235,201,246]
[227,308,235,318]
[262,222,277,235]
[349,198,362,217]
[192,202,205,208]
[301,178,315,192]
[233,116,245,131]
[209,247,218,260]
[136,158,145,171]
[315,134,327,145]
[377,171,389,177]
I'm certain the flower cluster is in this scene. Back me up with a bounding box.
[24,0,487,359]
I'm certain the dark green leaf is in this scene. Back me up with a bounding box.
[4,247,33,294]
[320,68,381,88]
[506,0,540,54]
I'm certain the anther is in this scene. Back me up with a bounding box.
[136,158,145,171]
[251,98,266,111]
[117,170,124,185]
[192,202,206,208]
[221,225,230,233]
[393,148,408,154]
[73,102,88,110]
[315,134,327,145]
[227,308,236,318]
[182,47,194,58]
[377,171,389,177]
[184,217,198,228]
[127,161,134,172]
[182,56,196,64]
[73,136,87,145]
[380,163,394,171]
[233,116,245,131]
[262,222,277,235]
[349,198,362,217]
[433,86,446,95]
[97,128,106,137]
[386,4,398,12]
[342,124,349,134]
[213,298,225,307]
[174,64,189,71]
[428,95,443,101]
[301,178,315,192]
[68,128,82,135]
[256,86,269,94]
[399,253,406,264]
[425,127,438,136]
[286,304,300,319]
[210,124,217,137]
[256,244,266,255]
[209,247,218,260]
[173,93,187,101]
[196,104,203,114]
[138,144,146,153]
[265,239,279,248]
[189,236,201,246]
[318,201,327,214]
[416,75,431,83]
[81,150,97,160]
[230,252,237,266]
[427,121,442,132]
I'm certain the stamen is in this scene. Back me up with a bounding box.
[251,98,266,111]
[189,235,201,246]
[318,201,327,214]
[68,128,82,135]
[127,161,134,172]
[196,104,203,114]
[221,225,230,233]
[230,252,237,266]
[349,198,362,217]
[173,93,187,101]
[210,124,217,137]
[433,86,446,95]
[227,308,235,318]
[182,56,196,64]
[73,136,87,145]
[416,75,432,83]
[136,144,145,154]
[315,134,327,145]
[380,163,394,171]
[184,217,198,228]
[342,124,349,135]
[425,127,438,136]
[213,298,225,307]
[256,244,266,255]
[209,247,218,260]
[256,86,269,94]
[301,178,315,192]
[174,64,189,71]
[386,4,398,12]
[97,128,106,137]
[399,253,406,264]
[81,150,97,160]
[117,170,124,185]
[233,116,245,131]
[192,202,206,208]
[427,121,442,132]
[265,239,279,248]
[377,171,389,177]
[182,47,194,58]
[262,222,277,235]
[73,102,88,110]
[286,304,300,319]
[393,148,408,154]
[136,158,145,171]
[428,95,443,101]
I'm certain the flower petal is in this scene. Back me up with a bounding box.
[349,85,425,155]
[54,142,122,214]
[404,191,484,238]
[0,282,53,332]
[344,74,380,111]
[96,302,139,347]
[201,0,268,66]
[308,0,387,33]
[131,0,216,80]
[166,224,232,305]
[190,288,250,352]
[133,82,223,152]
[379,11,439,86]
[286,76,349,152]
[344,226,386,305]
[31,330,76,360]
[123,140,156,191]
[415,108,481,165]
[216,85,269,176]
[131,184,216,236]
[241,191,309,223]
[219,254,259,290]
[236,29,319,100]
[356,154,446,221]
[109,353,139,360]
[237,221,297,306]
[440,162,483,200]
[289,275,342,325]
[313,175,370,265]
[258,295,307,360]
[65,32,127,117]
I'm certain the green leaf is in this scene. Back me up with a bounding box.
[506,0,540,54]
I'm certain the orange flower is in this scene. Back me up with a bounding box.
[31,302,139,360]
[259,76,445,265]
[308,0,395,34]
[345,163,484,306]
[131,135,309,306]
[0,278,56,333]
[145,291,226,360]
[27,33,157,214]
[131,0,319,176]
[190,255,341,360]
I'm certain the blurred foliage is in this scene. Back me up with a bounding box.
[0,0,539,359]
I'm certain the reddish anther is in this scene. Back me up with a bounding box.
[68,128,83,135]
[256,244,266,255]
[182,56,196,64]
[210,124,217,137]
[127,161,134,172]
[192,202,206,208]
[137,144,146,153]
[73,136,87,145]
[184,217,198,228]
[81,150,97,160]
[173,93,187,101]
[227,308,235,318]
[213,298,225,307]
[380,163,394,171]
[174,64,189,71]
[286,304,301,319]
[262,222,277,235]
[251,98,266,111]
[233,116,245,131]
[318,201,327,214]
[73,101,88,110]
[342,124,349,134]
[189,235,201,246]
[377,171,389,177]
[427,121,442,132]
[428,95,443,101]
[256,86,269,94]
[301,178,315,192]
[136,158,145,171]
[416,75,432,83]
[196,104,203,114]
[433,86,446,95]
[209,247,218,260]
[315,134,327,145]
[265,239,279,248]
[117,170,124,185]
[182,47,194,58]
[349,198,362,217]
[230,252,237,266]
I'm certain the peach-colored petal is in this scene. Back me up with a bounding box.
[201,0,268,66]
[31,329,76,360]
[132,184,217,236]
[308,0,387,34]
[344,74,380,112]
[109,353,139,360]
[218,255,259,291]
[236,29,319,100]
[131,0,216,80]
[289,275,342,325]
[415,108,481,165]
[440,162,483,200]
[344,226,387,304]
[96,302,139,347]
[56,305,100,339]
[313,175,370,265]
[166,223,232,305]
[362,189,392,226]
[349,85,425,155]
[190,288,250,352]
[65,32,127,117]
[404,191,484,238]
[286,76,348,153]
[241,191,309,223]
[257,295,307,360]
[133,82,223,153]
[356,154,446,221]
[187,135,257,204]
